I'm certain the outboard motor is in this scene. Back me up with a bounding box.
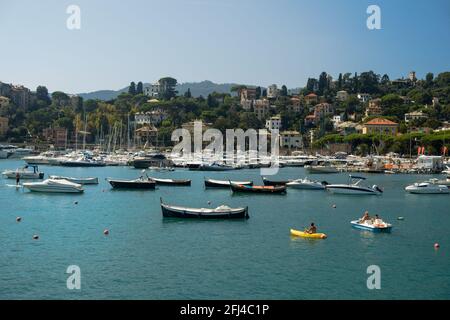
[373,185,383,193]
[321,181,329,186]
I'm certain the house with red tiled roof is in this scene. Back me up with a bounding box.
[362,118,399,135]
[304,93,318,105]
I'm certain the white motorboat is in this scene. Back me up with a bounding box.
[405,182,449,194]
[49,175,99,185]
[3,146,33,159]
[23,179,84,193]
[305,164,339,174]
[23,151,63,165]
[2,165,44,179]
[286,177,326,190]
[428,178,450,188]
[326,175,383,195]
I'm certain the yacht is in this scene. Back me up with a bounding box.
[326,175,383,195]
[286,177,326,190]
[305,163,339,174]
[405,182,449,194]
[2,165,44,179]
[23,179,84,193]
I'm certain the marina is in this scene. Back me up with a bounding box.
[1,157,449,299]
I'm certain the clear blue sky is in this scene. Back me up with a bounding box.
[0,0,449,93]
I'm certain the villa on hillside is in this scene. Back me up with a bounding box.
[362,118,399,135]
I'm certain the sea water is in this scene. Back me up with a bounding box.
[0,159,449,299]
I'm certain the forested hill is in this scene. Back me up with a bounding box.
[77,80,242,100]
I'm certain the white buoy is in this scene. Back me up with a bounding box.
[74,201,78,205]
[103,229,109,236]
[434,243,440,249]
[16,217,22,222]
[32,235,39,240]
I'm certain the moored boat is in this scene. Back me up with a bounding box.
[23,179,84,193]
[49,175,99,185]
[2,165,44,179]
[150,177,191,186]
[326,175,382,195]
[262,177,292,186]
[230,183,287,194]
[405,182,449,194]
[286,178,326,190]
[160,199,249,219]
[107,177,156,189]
[204,178,253,188]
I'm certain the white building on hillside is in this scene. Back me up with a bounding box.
[280,131,302,148]
[267,84,278,99]
[265,115,282,131]
[143,82,161,97]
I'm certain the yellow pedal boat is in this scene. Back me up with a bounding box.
[290,229,327,239]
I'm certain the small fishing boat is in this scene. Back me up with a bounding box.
[204,178,253,188]
[150,177,191,186]
[23,179,84,193]
[290,229,327,239]
[350,219,392,232]
[262,177,292,186]
[160,198,249,219]
[49,175,99,185]
[230,183,287,194]
[405,182,449,194]
[286,178,326,190]
[107,177,156,189]
[2,165,44,179]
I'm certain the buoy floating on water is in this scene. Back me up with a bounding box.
[16,217,22,222]
[74,201,78,205]
[207,201,211,205]
[398,217,404,220]
[103,229,109,236]
[332,204,336,208]
[32,235,39,240]
[434,243,440,249]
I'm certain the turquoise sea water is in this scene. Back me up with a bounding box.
[0,159,449,299]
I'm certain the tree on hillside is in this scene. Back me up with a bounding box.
[318,72,328,95]
[359,71,380,94]
[337,73,343,90]
[255,86,261,99]
[136,82,143,95]
[36,86,51,105]
[280,85,288,97]
[159,77,178,100]
[184,88,192,98]
[128,82,136,95]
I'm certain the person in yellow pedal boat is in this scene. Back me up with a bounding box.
[304,222,317,234]
[359,211,371,223]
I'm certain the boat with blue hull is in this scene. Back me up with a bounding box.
[350,219,392,232]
